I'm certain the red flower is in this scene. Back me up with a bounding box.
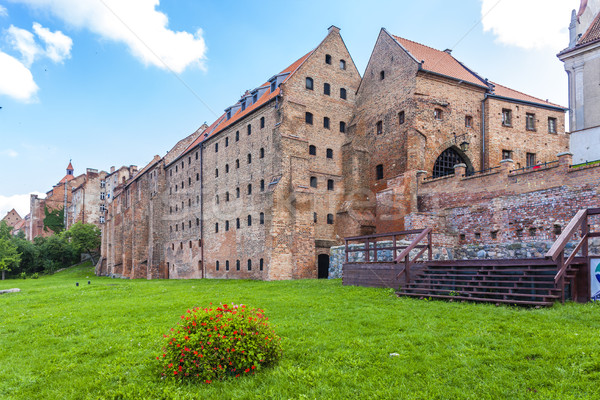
[245,368,250,373]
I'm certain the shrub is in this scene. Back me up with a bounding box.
[158,303,282,383]
[31,273,39,279]
[20,272,27,280]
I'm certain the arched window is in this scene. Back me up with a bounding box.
[309,145,316,155]
[226,260,230,271]
[248,259,252,271]
[306,77,314,90]
[327,179,334,190]
[236,260,240,271]
[324,83,330,95]
[376,164,384,180]
[340,88,347,99]
[260,179,265,191]
[216,261,219,271]
[340,121,346,133]
[305,112,313,125]
[432,147,471,178]
[339,59,346,70]
[260,117,265,128]
[326,148,333,159]
[325,54,331,64]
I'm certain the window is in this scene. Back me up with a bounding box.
[324,117,330,129]
[100,216,105,224]
[270,80,276,92]
[196,173,199,181]
[340,121,346,133]
[253,93,258,103]
[225,137,229,147]
[170,206,173,214]
[216,261,219,271]
[526,152,536,167]
[247,215,252,226]
[260,179,265,191]
[260,212,264,225]
[236,159,240,168]
[215,223,219,233]
[306,77,314,90]
[248,184,252,195]
[226,192,230,202]
[502,109,512,126]
[325,54,331,64]
[340,88,347,99]
[260,148,265,158]
[241,100,246,112]
[309,145,316,156]
[324,83,330,96]
[215,143,219,152]
[188,177,191,185]
[226,260,230,271]
[327,214,334,224]
[260,258,264,271]
[100,180,106,188]
[340,59,346,70]
[227,110,231,120]
[100,192,106,200]
[176,166,178,172]
[398,111,405,125]
[326,148,333,159]
[247,124,252,135]
[465,115,473,128]
[196,218,199,226]
[305,112,313,125]
[548,117,557,133]
[310,176,317,188]
[236,218,240,229]
[380,70,385,80]
[247,259,252,271]
[216,195,219,204]
[247,153,252,164]
[526,113,535,131]
[225,164,229,173]
[327,179,334,190]
[196,152,198,160]
[236,187,240,198]
[376,120,383,135]
[236,131,239,141]
[260,117,265,129]
[376,164,384,180]
[215,168,219,178]
[502,150,512,160]
[236,260,240,271]
[434,108,443,120]
[225,220,229,231]
[314,212,317,223]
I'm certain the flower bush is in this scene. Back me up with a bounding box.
[157,303,282,383]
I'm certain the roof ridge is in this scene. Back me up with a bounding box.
[392,34,444,56]
[489,81,564,108]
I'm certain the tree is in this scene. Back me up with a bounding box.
[43,206,64,234]
[0,222,20,280]
[65,222,101,264]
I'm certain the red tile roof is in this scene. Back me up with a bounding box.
[489,82,564,109]
[58,174,75,184]
[67,161,74,170]
[578,11,600,46]
[392,35,487,87]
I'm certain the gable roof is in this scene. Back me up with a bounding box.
[489,82,564,109]
[579,11,600,46]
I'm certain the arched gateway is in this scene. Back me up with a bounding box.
[432,146,473,178]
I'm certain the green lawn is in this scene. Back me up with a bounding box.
[1,263,600,399]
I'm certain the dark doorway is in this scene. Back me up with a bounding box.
[432,146,473,178]
[318,254,329,279]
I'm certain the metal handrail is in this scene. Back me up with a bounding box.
[510,160,559,174]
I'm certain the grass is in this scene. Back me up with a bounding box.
[1,263,600,399]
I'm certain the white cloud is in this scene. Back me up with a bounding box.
[10,0,206,72]
[7,25,39,66]
[32,22,72,63]
[0,192,44,219]
[0,5,8,17]
[0,149,19,158]
[481,0,579,50]
[0,51,38,101]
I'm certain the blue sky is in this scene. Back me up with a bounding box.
[0,0,580,217]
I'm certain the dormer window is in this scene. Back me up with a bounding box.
[306,77,314,90]
[252,93,258,103]
[270,80,276,93]
[226,110,231,120]
[325,54,331,64]
[241,100,246,112]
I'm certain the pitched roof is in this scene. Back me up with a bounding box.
[392,35,488,87]
[578,11,600,46]
[67,161,74,171]
[58,174,75,184]
[390,32,565,109]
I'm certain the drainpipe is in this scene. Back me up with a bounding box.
[200,145,205,279]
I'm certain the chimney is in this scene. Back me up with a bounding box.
[444,49,452,54]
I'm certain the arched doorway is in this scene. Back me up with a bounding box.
[432,146,473,178]
[318,254,329,279]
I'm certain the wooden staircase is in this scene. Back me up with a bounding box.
[395,259,586,306]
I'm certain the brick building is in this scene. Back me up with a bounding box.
[99,26,584,281]
[1,209,22,228]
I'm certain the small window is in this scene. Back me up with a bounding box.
[236,218,240,229]
[502,109,512,126]
[225,220,230,231]
[260,117,265,129]
[215,168,219,178]
[324,117,330,129]
[215,143,219,152]
[247,215,252,226]
[216,261,219,271]
[306,77,314,90]
[248,259,252,271]
[326,148,333,159]
[260,212,264,225]
[554,224,562,235]
[216,195,219,204]
[225,137,229,147]
[313,212,317,223]
[241,100,246,112]
[215,223,219,233]
[325,54,331,64]
[260,148,265,158]
[502,150,512,160]
[324,83,330,96]
[248,184,252,195]
[253,93,258,103]
[310,176,317,188]
[340,121,346,133]
[526,113,535,131]
[548,117,557,133]
[526,152,536,167]
[260,179,265,191]
[236,159,240,168]
[398,111,405,125]
[491,230,498,239]
[327,179,334,190]
[270,80,276,92]
[327,214,334,224]
[376,120,383,135]
[247,124,252,135]
[340,88,347,100]
[305,112,313,125]
[196,218,199,226]
[225,164,229,173]
[236,260,240,271]
[475,232,481,239]
[380,70,385,80]
[226,192,230,202]
[196,173,199,181]
[376,164,384,180]
[260,258,264,271]
[236,131,239,141]
[529,227,537,237]
[188,177,191,185]
[226,260,230,271]
[309,145,317,156]
[247,153,252,164]
[236,187,240,198]
[434,108,443,120]
[465,115,473,128]
[339,59,346,70]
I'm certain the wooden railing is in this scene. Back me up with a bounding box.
[344,228,432,285]
[546,208,600,301]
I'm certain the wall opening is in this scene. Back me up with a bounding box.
[318,254,329,279]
